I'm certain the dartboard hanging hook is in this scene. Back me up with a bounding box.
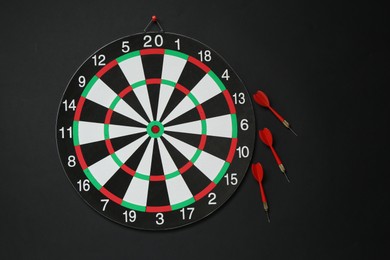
[144,15,164,33]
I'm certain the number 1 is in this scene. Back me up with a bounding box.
[175,38,180,50]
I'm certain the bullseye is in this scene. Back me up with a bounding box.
[151,125,160,133]
[146,121,164,138]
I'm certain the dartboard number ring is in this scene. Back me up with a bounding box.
[56,32,255,230]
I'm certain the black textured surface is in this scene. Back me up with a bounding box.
[1,0,389,259]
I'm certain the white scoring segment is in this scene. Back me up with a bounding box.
[156,53,187,121]
[123,177,149,207]
[88,134,149,186]
[157,137,194,205]
[118,55,145,85]
[136,138,155,175]
[77,121,105,145]
[163,133,198,161]
[161,73,223,125]
[84,77,148,126]
[163,133,226,182]
[156,83,175,121]
[164,120,202,135]
[194,150,226,181]
[113,99,148,126]
[164,115,233,138]
[132,86,154,121]
[118,55,155,122]
[190,73,221,104]
[115,134,149,163]
[161,96,195,125]
[85,78,117,108]
[157,138,178,174]
[205,114,232,138]
[161,53,187,83]
[109,124,146,139]
[77,121,145,145]
[88,154,120,186]
[166,176,193,205]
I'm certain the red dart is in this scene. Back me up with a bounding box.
[251,162,270,222]
[259,128,290,183]
[253,90,298,136]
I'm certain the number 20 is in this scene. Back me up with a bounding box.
[144,35,163,47]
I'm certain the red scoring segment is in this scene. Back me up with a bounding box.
[96,60,118,78]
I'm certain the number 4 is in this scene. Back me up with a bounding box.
[222,69,230,81]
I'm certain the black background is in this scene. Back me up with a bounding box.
[1,0,389,259]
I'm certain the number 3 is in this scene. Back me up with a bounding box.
[156,213,164,225]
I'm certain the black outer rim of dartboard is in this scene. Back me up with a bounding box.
[56,31,256,230]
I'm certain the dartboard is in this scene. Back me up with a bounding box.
[56,32,255,230]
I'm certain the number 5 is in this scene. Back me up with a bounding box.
[122,41,130,53]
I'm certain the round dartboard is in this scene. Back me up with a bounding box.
[56,32,255,230]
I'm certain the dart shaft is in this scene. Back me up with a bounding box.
[260,184,270,222]
[259,182,267,203]
[269,106,284,123]
[270,146,282,165]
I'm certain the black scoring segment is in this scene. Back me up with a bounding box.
[159,88,186,123]
[81,140,110,167]
[121,90,150,123]
[150,139,164,176]
[202,135,231,160]
[146,181,170,207]
[181,165,212,196]
[164,106,200,127]
[147,84,160,121]
[177,61,206,91]
[100,65,131,95]
[201,93,231,119]
[141,54,164,79]
[104,168,133,199]
[79,99,108,123]
[109,110,146,128]
[161,136,187,169]
[109,132,147,152]
[164,131,201,149]
[123,137,150,171]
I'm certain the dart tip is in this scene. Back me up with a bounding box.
[289,127,298,136]
[283,172,291,183]
[265,211,271,223]
[283,120,298,136]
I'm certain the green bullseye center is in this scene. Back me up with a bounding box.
[146,121,164,138]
